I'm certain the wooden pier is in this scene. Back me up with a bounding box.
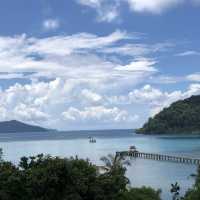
[116,151,200,165]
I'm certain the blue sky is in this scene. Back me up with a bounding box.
[0,0,200,130]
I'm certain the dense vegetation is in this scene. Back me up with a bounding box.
[136,95,200,134]
[0,149,161,200]
[184,166,200,200]
[1,148,200,199]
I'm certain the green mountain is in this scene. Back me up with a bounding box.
[136,95,200,134]
[0,120,48,133]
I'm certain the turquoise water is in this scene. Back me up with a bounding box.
[0,130,199,200]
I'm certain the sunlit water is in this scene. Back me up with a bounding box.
[0,129,200,200]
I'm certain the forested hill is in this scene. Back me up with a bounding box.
[0,120,48,133]
[136,95,200,134]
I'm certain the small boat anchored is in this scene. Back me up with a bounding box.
[89,136,96,143]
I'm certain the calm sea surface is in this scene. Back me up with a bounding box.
[0,129,200,200]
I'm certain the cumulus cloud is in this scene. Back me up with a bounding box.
[0,73,144,129]
[128,85,163,103]
[0,73,199,129]
[127,84,200,116]
[0,77,139,129]
[62,106,139,123]
[81,89,102,104]
[0,30,193,130]
[0,79,65,125]
[13,104,50,122]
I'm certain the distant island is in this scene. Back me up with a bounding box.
[136,95,200,134]
[0,120,48,133]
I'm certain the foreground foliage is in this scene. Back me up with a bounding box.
[0,153,161,200]
[184,166,200,200]
[118,187,161,200]
[136,95,200,134]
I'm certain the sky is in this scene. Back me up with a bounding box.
[0,0,200,130]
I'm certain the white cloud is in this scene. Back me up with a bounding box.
[78,0,101,7]
[0,73,199,129]
[0,31,194,130]
[28,30,129,56]
[98,8,119,22]
[101,42,173,57]
[77,0,120,22]
[126,0,184,14]
[149,75,182,84]
[128,84,200,116]
[128,84,163,103]
[0,77,140,129]
[43,19,60,31]
[62,106,139,123]
[13,104,50,122]
[0,78,73,125]
[76,0,199,22]
[81,89,102,103]
[107,83,200,121]
[0,32,115,74]
[115,59,157,72]
[0,31,159,92]
[187,73,200,82]
[176,50,200,56]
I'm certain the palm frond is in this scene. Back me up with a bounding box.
[100,156,112,168]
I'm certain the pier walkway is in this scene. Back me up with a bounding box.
[116,151,200,165]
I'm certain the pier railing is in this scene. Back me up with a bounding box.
[116,151,200,165]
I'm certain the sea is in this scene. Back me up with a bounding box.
[0,129,200,200]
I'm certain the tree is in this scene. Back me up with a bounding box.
[0,148,3,161]
[170,182,184,200]
[118,187,161,200]
[184,166,200,200]
[100,154,131,174]
[136,95,200,135]
[97,154,131,200]
[0,152,161,200]
[0,154,100,200]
